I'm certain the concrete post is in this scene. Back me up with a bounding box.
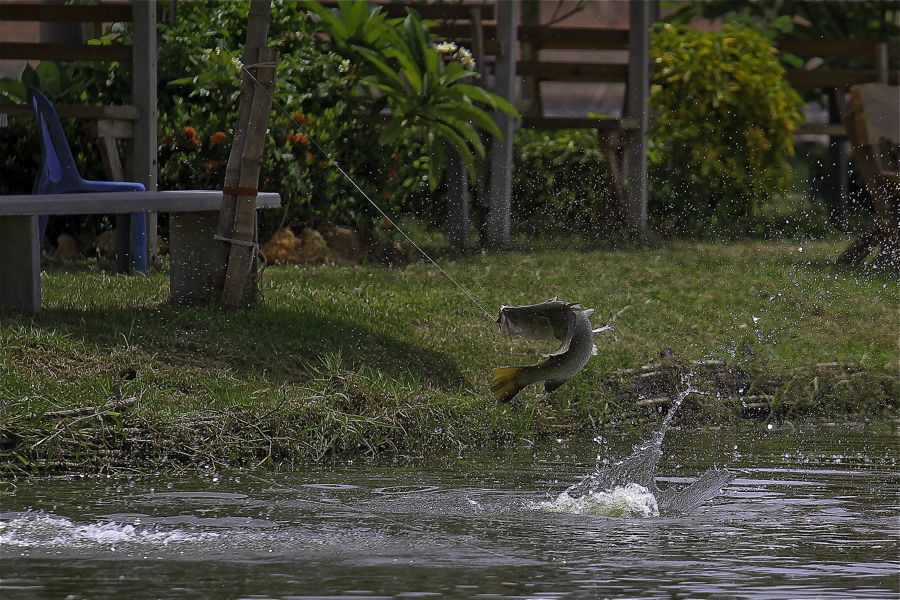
[446,149,469,248]
[132,0,158,269]
[624,0,652,236]
[486,0,518,249]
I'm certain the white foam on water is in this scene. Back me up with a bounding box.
[531,375,735,519]
[534,483,660,518]
[0,512,220,549]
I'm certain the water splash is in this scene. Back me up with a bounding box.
[0,512,219,549]
[536,375,736,518]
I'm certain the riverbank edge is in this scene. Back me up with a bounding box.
[1,359,896,479]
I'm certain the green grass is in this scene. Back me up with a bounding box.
[1,240,897,476]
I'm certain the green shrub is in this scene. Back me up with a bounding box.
[511,129,616,234]
[648,22,804,237]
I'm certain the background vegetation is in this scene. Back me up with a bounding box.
[0,1,894,244]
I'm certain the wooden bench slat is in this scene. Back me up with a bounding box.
[0,42,132,63]
[0,191,281,216]
[517,61,628,82]
[521,116,635,130]
[778,39,899,60]
[317,1,494,21]
[0,3,134,22]
[0,103,140,120]
[787,68,898,88]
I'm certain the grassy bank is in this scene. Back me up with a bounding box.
[1,240,897,476]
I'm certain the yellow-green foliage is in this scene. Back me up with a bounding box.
[649,23,804,235]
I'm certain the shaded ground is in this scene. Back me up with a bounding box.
[0,240,897,476]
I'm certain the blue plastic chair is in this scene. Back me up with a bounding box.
[29,86,148,273]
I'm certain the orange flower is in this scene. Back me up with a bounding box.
[388,168,399,179]
[292,133,308,146]
[182,126,199,150]
[304,151,315,163]
[291,111,314,127]
[209,131,226,146]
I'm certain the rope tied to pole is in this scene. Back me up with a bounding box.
[220,45,496,324]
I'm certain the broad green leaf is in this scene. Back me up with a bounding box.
[454,84,518,116]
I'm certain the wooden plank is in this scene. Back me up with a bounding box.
[851,83,900,146]
[0,2,133,22]
[486,0,518,249]
[521,116,624,130]
[0,215,41,313]
[517,61,628,82]
[777,39,886,59]
[0,103,140,120]
[520,26,630,49]
[89,118,133,139]
[0,191,281,216]
[433,25,630,50]
[787,68,897,88]
[796,123,846,136]
[0,42,132,62]
[318,1,494,21]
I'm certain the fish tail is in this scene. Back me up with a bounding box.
[491,367,527,403]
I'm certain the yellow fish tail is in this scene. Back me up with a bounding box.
[491,366,527,403]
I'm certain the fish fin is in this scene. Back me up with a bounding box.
[593,324,614,334]
[544,379,567,393]
[549,315,576,357]
[548,296,558,302]
[582,308,595,318]
[567,303,582,310]
[491,367,527,403]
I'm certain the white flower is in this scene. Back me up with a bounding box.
[435,41,457,54]
[231,56,243,71]
[339,58,351,73]
[454,47,476,71]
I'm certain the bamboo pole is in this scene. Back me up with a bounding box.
[213,0,271,297]
[221,46,277,307]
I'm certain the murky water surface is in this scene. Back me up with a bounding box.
[1,424,897,599]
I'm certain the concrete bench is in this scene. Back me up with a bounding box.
[0,190,281,312]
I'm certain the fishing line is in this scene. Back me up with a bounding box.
[221,46,495,323]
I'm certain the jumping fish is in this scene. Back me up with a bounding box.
[491,298,611,402]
